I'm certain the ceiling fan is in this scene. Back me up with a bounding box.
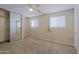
[26,4,43,13]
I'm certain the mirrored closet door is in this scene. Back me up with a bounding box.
[10,13,22,41]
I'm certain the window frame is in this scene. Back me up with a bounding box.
[30,18,39,30]
[48,15,66,31]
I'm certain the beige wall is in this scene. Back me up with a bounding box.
[0,10,5,16]
[25,9,74,46]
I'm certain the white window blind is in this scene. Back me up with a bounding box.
[17,21,21,28]
[49,16,65,28]
[31,19,39,28]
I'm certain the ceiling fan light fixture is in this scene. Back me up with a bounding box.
[29,8,34,12]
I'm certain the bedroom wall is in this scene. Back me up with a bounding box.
[26,9,74,46]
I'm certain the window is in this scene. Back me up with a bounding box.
[17,21,21,28]
[30,19,39,28]
[49,16,65,28]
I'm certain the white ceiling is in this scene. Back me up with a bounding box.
[0,4,76,17]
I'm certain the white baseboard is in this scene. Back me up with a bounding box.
[29,35,74,47]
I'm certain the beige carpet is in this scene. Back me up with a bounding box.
[0,37,77,54]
